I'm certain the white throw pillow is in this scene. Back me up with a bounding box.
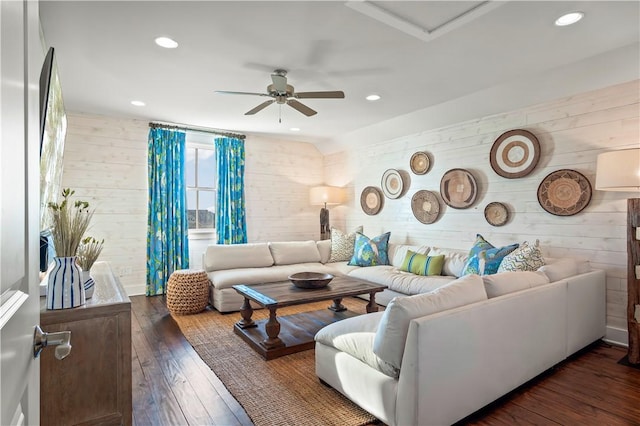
[429,247,469,277]
[373,274,487,369]
[317,239,332,264]
[269,241,321,265]
[328,226,363,262]
[482,271,550,298]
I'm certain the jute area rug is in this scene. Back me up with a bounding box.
[171,297,379,426]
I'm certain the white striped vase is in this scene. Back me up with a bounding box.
[81,269,96,299]
[46,256,85,309]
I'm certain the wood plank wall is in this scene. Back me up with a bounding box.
[61,114,324,295]
[324,80,640,345]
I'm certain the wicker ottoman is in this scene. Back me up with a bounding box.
[166,269,210,315]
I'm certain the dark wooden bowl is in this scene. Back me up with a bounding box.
[288,272,334,289]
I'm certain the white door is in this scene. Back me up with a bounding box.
[1,1,42,424]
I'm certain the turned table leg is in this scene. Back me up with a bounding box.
[262,307,284,349]
[328,298,346,312]
[367,292,380,313]
[236,297,256,329]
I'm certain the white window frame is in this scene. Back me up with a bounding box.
[186,139,216,239]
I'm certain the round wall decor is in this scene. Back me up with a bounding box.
[411,190,440,224]
[360,186,383,215]
[440,168,478,209]
[410,151,430,175]
[490,129,540,178]
[537,169,592,216]
[484,202,509,226]
[381,169,404,199]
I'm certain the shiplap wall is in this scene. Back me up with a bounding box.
[325,80,640,345]
[62,114,324,295]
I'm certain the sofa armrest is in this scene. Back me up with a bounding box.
[566,269,606,355]
[396,281,568,426]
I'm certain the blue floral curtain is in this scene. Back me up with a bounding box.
[146,127,190,296]
[215,137,247,244]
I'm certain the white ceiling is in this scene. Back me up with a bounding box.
[39,1,640,149]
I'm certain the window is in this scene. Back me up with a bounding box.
[186,135,216,234]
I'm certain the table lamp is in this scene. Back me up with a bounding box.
[595,148,640,366]
[310,186,344,240]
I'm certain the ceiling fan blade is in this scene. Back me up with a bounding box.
[271,73,287,93]
[295,91,345,99]
[245,100,275,115]
[215,90,271,97]
[287,99,317,116]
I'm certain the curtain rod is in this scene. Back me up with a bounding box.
[149,121,246,140]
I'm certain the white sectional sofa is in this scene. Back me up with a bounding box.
[203,239,470,312]
[314,266,606,426]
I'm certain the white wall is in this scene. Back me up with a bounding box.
[61,114,324,295]
[325,79,639,346]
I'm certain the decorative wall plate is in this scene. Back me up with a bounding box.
[537,169,592,216]
[381,169,403,199]
[360,186,383,215]
[440,168,478,209]
[484,202,509,226]
[490,129,541,178]
[411,190,440,224]
[410,152,430,175]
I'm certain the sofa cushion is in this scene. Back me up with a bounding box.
[204,243,273,271]
[373,274,488,369]
[538,258,580,282]
[317,239,332,264]
[482,271,550,298]
[349,232,391,267]
[462,234,519,275]
[269,241,321,265]
[328,226,363,262]
[428,247,469,277]
[498,240,545,273]
[314,312,398,378]
[208,263,331,289]
[323,261,360,277]
[389,243,430,268]
[348,266,455,295]
[400,251,444,276]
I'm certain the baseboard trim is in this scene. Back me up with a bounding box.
[604,326,628,347]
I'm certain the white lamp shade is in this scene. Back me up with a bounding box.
[309,186,344,206]
[595,148,640,192]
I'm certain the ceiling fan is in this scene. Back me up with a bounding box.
[215,69,345,119]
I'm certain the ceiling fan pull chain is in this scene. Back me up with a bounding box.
[279,104,282,123]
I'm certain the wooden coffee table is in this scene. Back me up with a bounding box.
[232,276,387,360]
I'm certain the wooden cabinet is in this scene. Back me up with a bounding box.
[40,262,132,426]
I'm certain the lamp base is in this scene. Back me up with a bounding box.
[320,207,330,240]
[618,355,640,369]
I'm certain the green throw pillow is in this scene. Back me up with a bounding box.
[400,251,445,276]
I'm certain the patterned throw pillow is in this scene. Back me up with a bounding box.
[348,232,391,267]
[462,234,519,276]
[400,251,445,276]
[498,240,545,272]
[328,226,363,262]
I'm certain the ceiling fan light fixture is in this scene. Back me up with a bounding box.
[130,100,146,107]
[555,12,584,26]
[154,36,178,48]
[290,127,300,132]
[366,94,381,101]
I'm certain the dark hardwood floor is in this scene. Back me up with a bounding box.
[131,295,640,426]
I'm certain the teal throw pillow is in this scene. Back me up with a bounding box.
[348,232,391,267]
[462,234,519,275]
[400,251,445,276]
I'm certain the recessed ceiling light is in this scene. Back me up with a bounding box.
[131,100,146,107]
[366,94,381,101]
[555,12,584,27]
[154,36,178,48]
[290,127,300,132]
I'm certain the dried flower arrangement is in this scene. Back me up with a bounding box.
[47,188,94,258]
[77,236,104,270]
